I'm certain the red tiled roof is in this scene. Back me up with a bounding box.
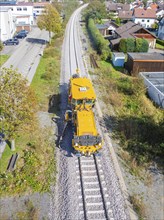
[134,8,156,18]
[149,3,158,10]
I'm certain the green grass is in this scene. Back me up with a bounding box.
[0,55,9,66]
[155,43,164,50]
[31,41,61,112]
[94,59,164,168]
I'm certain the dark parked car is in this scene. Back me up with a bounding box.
[3,38,19,45]
[18,30,29,35]
[15,32,27,39]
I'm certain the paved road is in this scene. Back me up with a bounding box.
[1,27,49,84]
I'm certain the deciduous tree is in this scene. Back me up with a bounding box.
[0,68,37,150]
[37,4,62,43]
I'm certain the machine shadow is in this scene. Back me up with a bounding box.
[51,83,74,157]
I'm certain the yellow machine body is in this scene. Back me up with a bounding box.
[72,110,102,156]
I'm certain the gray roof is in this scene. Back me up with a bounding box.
[113,52,125,57]
[115,21,156,38]
[115,21,140,35]
[128,52,164,61]
[106,3,130,11]
[96,24,108,30]
[140,72,164,96]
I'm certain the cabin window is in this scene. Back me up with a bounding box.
[77,100,83,105]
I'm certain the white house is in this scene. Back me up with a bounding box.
[9,2,34,26]
[156,9,164,19]
[133,8,156,28]
[158,17,164,40]
[0,7,16,41]
[33,2,49,17]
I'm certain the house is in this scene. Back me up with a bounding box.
[33,2,49,17]
[158,17,164,40]
[96,21,118,38]
[105,2,130,17]
[125,52,164,76]
[0,2,34,33]
[133,8,156,28]
[156,9,164,19]
[0,7,16,41]
[118,11,133,22]
[110,21,157,50]
[0,1,50,40]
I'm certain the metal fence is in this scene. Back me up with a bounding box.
[140,72,164,109]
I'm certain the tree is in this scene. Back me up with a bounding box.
[0,41,3,51]
[0,68,37,150]
[84,0,107,21]
[37,4,62,43]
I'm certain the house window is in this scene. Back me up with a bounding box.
[147,20,149,22]
[23,7,27,11]
[17,7,22,11]
[142,19,145,22]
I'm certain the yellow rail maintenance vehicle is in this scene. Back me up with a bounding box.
[65,75,102,156]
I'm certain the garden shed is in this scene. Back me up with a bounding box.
[125,53,164,76]
[112,52,125,67]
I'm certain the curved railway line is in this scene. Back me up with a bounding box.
[54,4,132,220]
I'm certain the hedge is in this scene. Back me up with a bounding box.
[156,39,164,46]
[88,18,111,60]
[119,38,149,53]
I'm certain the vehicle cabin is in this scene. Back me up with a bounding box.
[68,77,96,109]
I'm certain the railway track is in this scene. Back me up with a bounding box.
[76,155,115,220]
[55,4,130,220]
[90,54,99,68]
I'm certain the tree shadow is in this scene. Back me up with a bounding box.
[48,93,60,114]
